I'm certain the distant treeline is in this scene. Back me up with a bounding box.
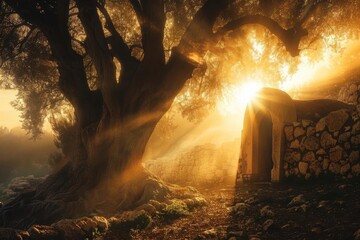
[0,127,55,183]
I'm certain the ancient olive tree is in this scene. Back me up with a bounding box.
[0,0,352,228]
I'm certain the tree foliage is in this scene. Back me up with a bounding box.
[0,0,358,138]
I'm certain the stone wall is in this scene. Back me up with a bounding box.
[284,108,360,179]
[338,80,360,105]
[145,139,239,186]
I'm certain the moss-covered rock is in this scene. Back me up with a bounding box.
[160,200,191,219]
[109,210,153,231]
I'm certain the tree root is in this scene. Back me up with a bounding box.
[0,166,204,230]
[85,167,203,215]
[0,164,90,229]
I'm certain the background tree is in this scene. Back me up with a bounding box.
[0,0,359,229]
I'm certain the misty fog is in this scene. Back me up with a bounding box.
[0,127,55,183]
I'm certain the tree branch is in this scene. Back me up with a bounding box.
[215,15,308,57]
[296,0,326,27]
[148,0,230,111]
[129,0,165,65]
[1,22,31,57]
[77,0,118,113]
[3,0,51,26]
[71,36,85,48]
[96,3,139,67]
[129,0,145,34]
[14,27,36,55]
[176,0,230,62]
[55,0,70,32]
[139,0,165,65]
[118,0,166,110]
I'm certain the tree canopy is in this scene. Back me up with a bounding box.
[0,0,358,138]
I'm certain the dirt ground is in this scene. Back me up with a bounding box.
[1,178,359,240]
[120,179,360,240]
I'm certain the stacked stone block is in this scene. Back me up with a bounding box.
[146,139,240,186]
[338,82,360,105]
[284,109,360,179]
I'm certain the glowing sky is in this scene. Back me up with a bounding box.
[0,89,21,129]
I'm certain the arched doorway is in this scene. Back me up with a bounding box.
[237,88,297,183]
[254,111,273,181]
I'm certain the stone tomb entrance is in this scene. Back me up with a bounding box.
[238,88,297,182]
[237,87,355,183]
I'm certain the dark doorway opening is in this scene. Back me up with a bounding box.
[256,112,273,181]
